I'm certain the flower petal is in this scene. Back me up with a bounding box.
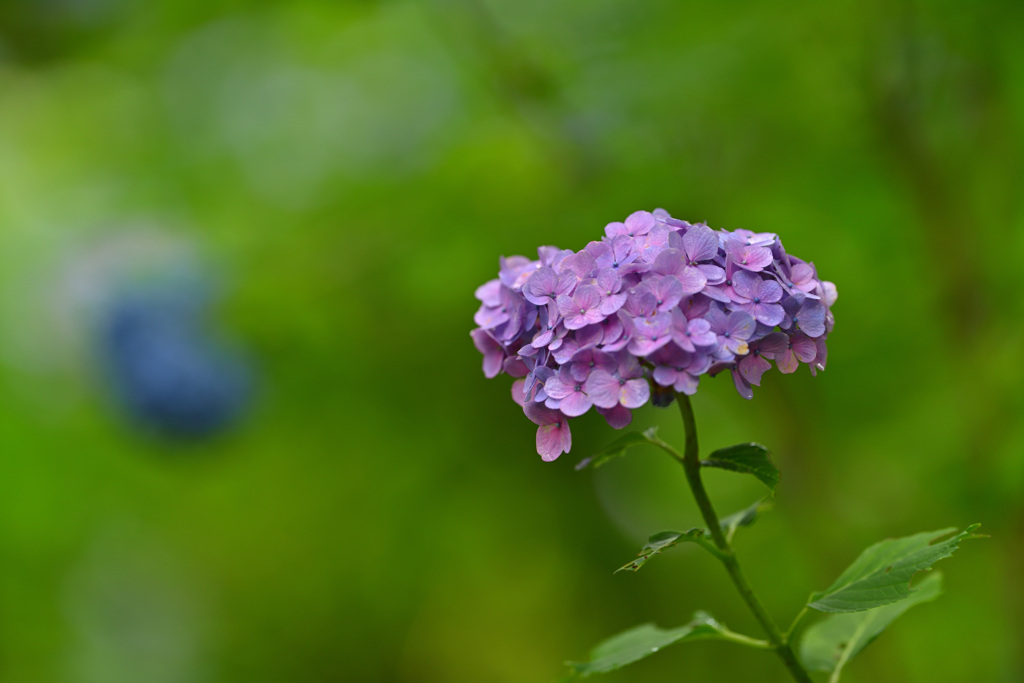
[682,224,719,262]
[597,404,632,429]
[677,266,707,294]
[739,354,771,385]
[558,390,592,417]
[776,348,799,374]
[537,422,568,461]
[796,300,827,338]
[619,378,650,409]
[732,370,753,400]
[583,370,621,409]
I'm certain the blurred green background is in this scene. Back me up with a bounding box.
[1,1,1022,681]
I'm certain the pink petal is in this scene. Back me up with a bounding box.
[624,210,655,235]
[524,401,559,426]
[473,304,509,329]
[731,270,760,300]
[677,266,707,294]
[574,284,602,311]
[652,366,678,387]
[558,391,592,417]
[674,372,699,395]
[583,370,621,409]
[739,354,771,385]
[757,332,790,358]
[682,224,719,262]
[599,292,628,316]
[511,379,527,406]
[619,378,650,409]
[537,423,567,461]
[756,279,783,303]
[604,221,628,238]
[698,264,726,284]
[598,404,633,429]
[776,348,799,374]
[474,279,502,306]
[652,248,685,277]
[822,281,838,307]
[791,335,817,362]
[732,370,753,400]
[754,303,785,327]
[732,245,772,271]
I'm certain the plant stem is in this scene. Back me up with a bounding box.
[715,629,773,650]
[675,394,813,683]
[787,605,811,639]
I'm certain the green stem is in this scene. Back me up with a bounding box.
[715,629,773,650]
[674,394,813,683]
[787,605,811,639]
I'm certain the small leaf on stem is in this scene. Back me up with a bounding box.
[614,529,710,573]
[617,499,771,572]
[566,612,731,677]
[800,572,943,680]
[575,427,658,470]
[807,525,982,613]
[700,443,780,494]
[720,498,772,543]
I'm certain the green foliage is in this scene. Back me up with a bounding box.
[576,428,658,470]
[614,529,712,573]
[719,498,772,543]
[566,612,732,677]
[808,526,982,613]
[800,572,944,681]
[701,443,779,494]
[615,497,772,573]
[615,499,769,572]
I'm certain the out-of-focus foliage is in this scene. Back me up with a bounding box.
[801,572,944,679]
[0,0,1021,681]
[566,613,741,677]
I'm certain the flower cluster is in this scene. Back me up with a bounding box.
[471,209,837,461]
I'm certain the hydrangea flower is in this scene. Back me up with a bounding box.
[471,209,837,460]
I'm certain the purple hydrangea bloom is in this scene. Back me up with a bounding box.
[738,333,789,386]
[471,328,505,378]
[670,310,717,353]
[585,355,650,410]
[706,306,756,357]
[594,268,629,316]
[523,266,575,307]
[605,210,656,239]
[471,212,837,460]
[775,332,818,374]
[556,284,605,330]
[524,402,572,462]
[651,345,709,396]
[782,295,828,338]
[725,238,773,272]
[732,270,785,326]
[544,365,595,417]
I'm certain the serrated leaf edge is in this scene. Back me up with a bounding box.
[807,524,982,613]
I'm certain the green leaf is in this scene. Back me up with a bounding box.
[614,529,710,573]
[807,525,981,613]
[617,500,771,573]
[800,572,943,680]
[575,428,658,470]
[719,498,772,543]
[566,612,730,677]
[700,443,779,494]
